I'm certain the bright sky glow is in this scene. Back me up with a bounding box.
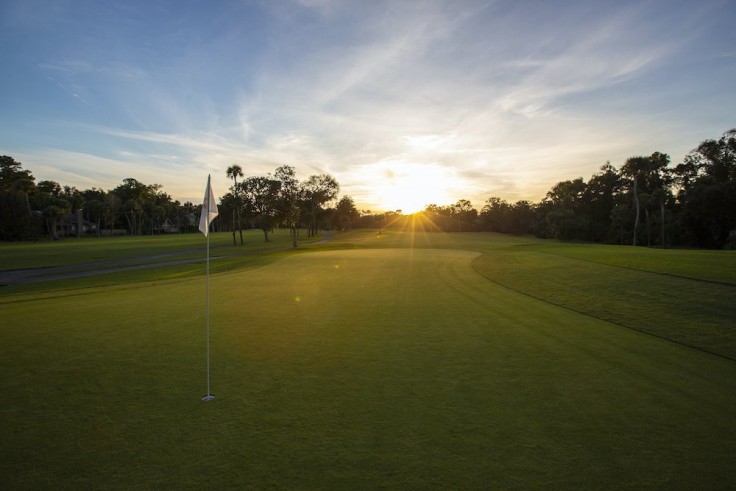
[370,161,458,214]
[1,0,734,210]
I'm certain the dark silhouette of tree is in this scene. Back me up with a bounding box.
[620,153,672,247]
[540,178,588,240]
[620,157,648,246]
[646,152,672,247]
[35,180,69,240]
[113,179,146,235]
[451,199,477,232]
[582,162,622,242]
[179,201,197,233]
[0,156,38,240]
[676,129,736,248]
[226,164,244,246]
[218,192,238,231]
[302,174,339,237]
[104,192,122,235]
[240,175,280,242]
[82,188,107,237]
[274,165,300,248]
[479,198,510,233]
[334,195,360,231]
[423,203,453,231]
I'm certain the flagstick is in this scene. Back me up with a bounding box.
[202,176,215,402]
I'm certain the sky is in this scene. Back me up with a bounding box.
[1,0,734,213]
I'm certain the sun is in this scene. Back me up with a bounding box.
[375,162,452,214]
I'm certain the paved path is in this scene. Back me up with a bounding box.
[0,256,209,285]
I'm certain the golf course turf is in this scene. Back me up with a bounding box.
[1,230,735,488]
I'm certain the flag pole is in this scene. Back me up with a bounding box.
[200,174,217,402]
[203,221,214,401]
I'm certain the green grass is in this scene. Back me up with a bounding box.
[0,228,328,271]
[0,229,323,295]
[472,247,736,360]
[334,229,736,359]
[0,233,208,270]
[1,230,735,488]
[534,243,736,286]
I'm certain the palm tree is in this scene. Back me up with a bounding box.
[621,156,648,246]
[226,165,244,245]
[622,153,671,247]
[646,152,671,248]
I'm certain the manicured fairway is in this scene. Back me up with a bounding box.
[1,240,735,488]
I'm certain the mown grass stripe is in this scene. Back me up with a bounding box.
[471,249,736,360]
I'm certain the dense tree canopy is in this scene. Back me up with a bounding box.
[467,129,735,249]
[0,156,196,240]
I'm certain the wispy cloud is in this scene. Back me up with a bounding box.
[2,0,734,209]
[94,126,225,153]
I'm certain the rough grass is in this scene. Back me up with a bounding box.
[1,231,735,488]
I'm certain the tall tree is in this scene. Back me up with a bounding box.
[621,153,672,247]
[676,129,736,248]
[82,188,107,237]
[179,201,197,233]
[112,179,165,235]
[620,157,649,246]
[423,203,453,232]
[35,180,69,239]
[302,174,339,237]
[509,200,535,235]
[542,178,588,240]
[274,165,301,247]
[240,175,281,242]
[479,197,510,233]
[582,162,621,242]
[114,178,145,235]
[226,164,245,246]
[645,152,672,247]
[13,177,39,240]
[0,156,38,240]
[451,199,477,232]
[104,192,122,235]
[334,195,360,231]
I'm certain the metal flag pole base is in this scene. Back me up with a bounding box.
[202,394,215,401]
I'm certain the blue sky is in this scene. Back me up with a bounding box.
[1,0,734,212]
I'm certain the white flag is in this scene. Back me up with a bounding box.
[198,175,219,237]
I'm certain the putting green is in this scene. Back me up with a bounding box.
[2,247,735,488]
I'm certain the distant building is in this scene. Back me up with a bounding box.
[161,218,179,233]
[62,211,97,237]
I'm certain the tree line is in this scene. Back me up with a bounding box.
[2,128,734,248]
[0,157,359,243]
[388,128,733,249]
[0,162,196,241]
